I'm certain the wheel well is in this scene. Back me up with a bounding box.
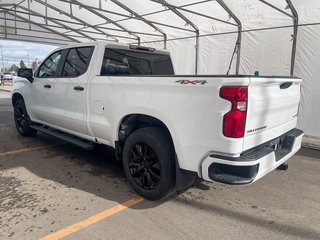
[116,114,197,192]
[12,93,23,106]
[116,114,174,158]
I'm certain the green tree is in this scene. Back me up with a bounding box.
[19,60,26,69]
[10,64,18,72]
[31,60,37,71]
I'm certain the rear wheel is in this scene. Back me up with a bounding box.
[14,99,37,137]
[122,127,175,200]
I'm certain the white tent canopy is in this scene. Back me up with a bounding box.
[1,0,320,146]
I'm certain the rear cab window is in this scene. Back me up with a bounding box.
[100,47,174,76]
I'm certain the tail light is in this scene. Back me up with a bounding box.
[220,86,248,138]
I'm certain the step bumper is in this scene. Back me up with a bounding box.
[201,128,304,185]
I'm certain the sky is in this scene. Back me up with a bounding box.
[0,40,57,69]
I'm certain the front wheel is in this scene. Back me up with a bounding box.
[122,127,176,200]
[14,99,37,137]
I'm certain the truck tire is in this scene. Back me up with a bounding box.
[122,127,175,200]
[14,99,37,137]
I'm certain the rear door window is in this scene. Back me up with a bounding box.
[100,48,174,76]
[62,47,94,77]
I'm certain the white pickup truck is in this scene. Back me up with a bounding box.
[13,41,303,200]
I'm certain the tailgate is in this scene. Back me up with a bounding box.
[243,77,302,151]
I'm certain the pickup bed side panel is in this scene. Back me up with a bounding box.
[88,76,250,174]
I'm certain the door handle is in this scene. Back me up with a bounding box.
[74,86,84,91]
[44,84,51,89]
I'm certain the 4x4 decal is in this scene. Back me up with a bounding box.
[175,80,208,85]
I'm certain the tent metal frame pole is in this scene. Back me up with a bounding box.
[0,16,87,32]
[146,20,195,33]
[0,1,70,46]
[84,27,163,37]
[0,4,15,7]
[151,0,237,27]
[286,0,298,76]
[32,0,119,42]
[58,0,190,39]
[140,22,317,44]
[258,0,294,18]
[4,32,78,44]
[4,11,7,39]
[6,8,89,26]
[64,24,163,37]
[94,0,213,24]
[57,0,210,33]
[57,0,131,18]
[45,0,48,25]
[195,32,199,74]
[2,0,299,74]
[0,20,135,42]
[110,0,167,49]
[14,5,17,34]
[60,0,188,35]
[70,6,140,42]
[258,0,298,76]
[137,0,213,19]
[0,23,74,36]
[216,0,242,75]
[27,0,31,30]
[14,5,97,41]
[0,15,156,39]
[0,36,70,46]
[5,7,160,37]
[150,0,199,74]
[83,6,141,45]
[69,1,72,17]
[2,5,162,40]
[5,11,81,43]
[63,0,141,45]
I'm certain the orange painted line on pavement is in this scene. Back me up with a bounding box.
[39,196,144,240]
[0,144,61,157]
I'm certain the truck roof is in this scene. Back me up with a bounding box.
[54,40,170,56]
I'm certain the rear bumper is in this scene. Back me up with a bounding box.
[201,128,303,184]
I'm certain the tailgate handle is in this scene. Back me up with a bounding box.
[280,82,293,89]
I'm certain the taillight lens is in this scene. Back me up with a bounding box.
[220,86,248,138]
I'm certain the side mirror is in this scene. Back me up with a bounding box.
[17,68,34,83]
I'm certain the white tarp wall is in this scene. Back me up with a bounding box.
[294,1,320,148]
[0,0,320,146]
[140,0,320,147]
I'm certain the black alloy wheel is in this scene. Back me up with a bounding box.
[14,99,37,137]
[123,127,175,200]
[128,142,161,190]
